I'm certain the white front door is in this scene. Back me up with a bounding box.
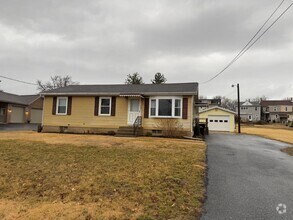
[128,99,140,125]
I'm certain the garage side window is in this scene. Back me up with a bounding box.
[56,97,68,115]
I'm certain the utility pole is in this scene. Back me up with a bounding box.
[232,83,241,133]
[237,83,241,134]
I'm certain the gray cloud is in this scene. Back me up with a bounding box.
[0,0,292,100]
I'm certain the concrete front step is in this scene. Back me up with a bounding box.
[116,126,143,137]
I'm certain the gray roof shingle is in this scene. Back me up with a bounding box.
[0,91,40,105]
[41,82,198,96]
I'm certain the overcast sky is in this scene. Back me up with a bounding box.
[0,0,292,100]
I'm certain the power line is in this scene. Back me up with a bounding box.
[201,1,292,85]
[0,75,38,86]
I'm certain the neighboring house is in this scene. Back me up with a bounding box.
[0,91,43,124]
[261,99,293,123]
[237,100,261,122]
[40,83,199,136]
[199,106,236,132]
[197,98,221,112]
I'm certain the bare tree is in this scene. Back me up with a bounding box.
[37,75,79,92]
[125,72,144,84]
[213,96,237,111]
[250,95,267,102]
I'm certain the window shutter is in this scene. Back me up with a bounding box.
[67,97,72,115]
[94,97,99,116]
[52,97,57,115]
[144,98,149,118]
[182,97,188,119]
[111,96,116,116]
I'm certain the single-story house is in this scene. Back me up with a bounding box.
[40,82,199,136]
[199,106,236,132]
[0,91,43,124]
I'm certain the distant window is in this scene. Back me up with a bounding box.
[99,97,111,115]
[215,120,218,122]
[0,108,5,116]
[219,120,223,122]
[276,115,278,118]
[210,120,213,122]
[255,107,257,111]
[56,97,68,115]
[224,120,228,123]
[285,107,288,111]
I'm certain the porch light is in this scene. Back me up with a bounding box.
[8,109,12,113]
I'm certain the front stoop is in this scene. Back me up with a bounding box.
[116,126,143,137]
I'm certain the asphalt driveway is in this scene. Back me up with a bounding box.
[0,123,39,131]
[201,133,293,220]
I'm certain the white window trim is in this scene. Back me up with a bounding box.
[149,96,182,118]
[56,97,68,115]
[99,97,112,116]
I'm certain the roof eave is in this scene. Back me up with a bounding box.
[41,92,198,96]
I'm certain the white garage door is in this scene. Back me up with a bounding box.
[30,109,43,123]
[10,106,25,123]
[208,115,230,132]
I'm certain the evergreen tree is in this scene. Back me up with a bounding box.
[151,72,167,84]
[125,72,144,84]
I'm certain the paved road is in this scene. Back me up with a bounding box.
[201,133,293,220]
[0,123,39,131]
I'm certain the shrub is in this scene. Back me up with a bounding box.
[146,132,152,137]
[156,119,185,138]
[255,120,268,125]
[107,130,116,136]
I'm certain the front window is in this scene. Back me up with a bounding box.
[175,99,181,116]
[150,99,156,116]
[158,99,172,116]
[57,97,68,115]
[149,97,182,118]
[99,97,111,115]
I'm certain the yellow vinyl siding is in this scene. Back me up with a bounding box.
[43,96,128,128]
[43,96,193,131]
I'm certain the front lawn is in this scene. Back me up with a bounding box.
[241,124,293,144]
[0,132,206,219]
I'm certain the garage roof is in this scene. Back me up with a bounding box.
[0,91,40,105]
[199,106,236,115]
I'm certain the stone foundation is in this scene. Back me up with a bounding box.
[42,126,118,135]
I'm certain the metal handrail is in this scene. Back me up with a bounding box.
[133,116,142,136]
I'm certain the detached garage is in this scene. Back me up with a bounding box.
[0,91,43,124]
[199,106,236,132]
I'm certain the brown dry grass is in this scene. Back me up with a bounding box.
[241,125,293,144]
[0,132,206,219]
